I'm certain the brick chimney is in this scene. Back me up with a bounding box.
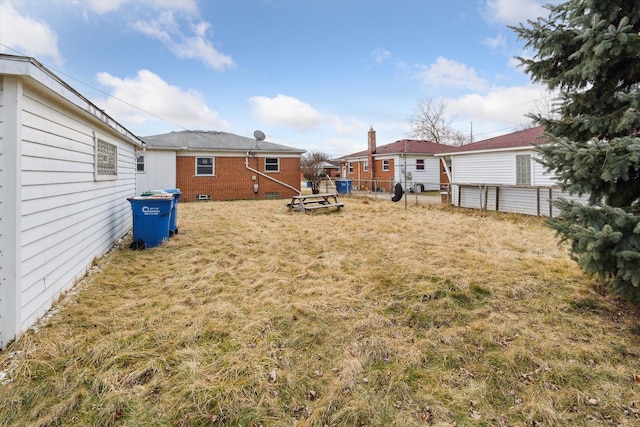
[368,126,376,190]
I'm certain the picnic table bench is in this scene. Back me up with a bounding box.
[287,192,345,213]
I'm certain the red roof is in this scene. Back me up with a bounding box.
[340,139,459,159]
[439,125,547,154]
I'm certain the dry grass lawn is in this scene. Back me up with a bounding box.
[1,196,640,426]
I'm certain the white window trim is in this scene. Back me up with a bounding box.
[363,160,369,172]
[348,162,354,174]
[264,157,280,173]
[515,154,532,185]
[382,159,390,171]
[136,154,146,173]
[416,159,425,170]
[196,156,215,176]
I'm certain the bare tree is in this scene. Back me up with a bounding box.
[408,97,468,146]
[301,151,330,194]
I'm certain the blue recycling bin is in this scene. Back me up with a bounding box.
[335,179,352,194]
[127,194,173,249]
[163,188,182,235]
[141,189,181,236]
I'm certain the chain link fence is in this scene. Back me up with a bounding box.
[308,178,588,217]
[447,184,590,217]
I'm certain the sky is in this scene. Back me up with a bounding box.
[0,0,556,157]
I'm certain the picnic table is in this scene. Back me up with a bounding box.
[287,192,345,213]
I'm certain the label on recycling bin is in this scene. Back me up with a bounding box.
[141,206,161,215]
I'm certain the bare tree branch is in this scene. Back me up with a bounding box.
[301,151,330,194]
[407,97,468,146]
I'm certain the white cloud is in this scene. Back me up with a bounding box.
[249,94,327,133]
[80,0,198,15]
[445,84,550,137]
[0,2,63,65]
[133,11,234,70]
[483,0,548,26]
[81,0,129,15]
[416,56,488,92]
[371,48,391,63]
[330,116,365,138]
[94,69,229,131]
[483,33,507,51]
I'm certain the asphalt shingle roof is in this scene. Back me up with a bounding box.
[439,126,547,154]
[141,130,305,153]
[340,139,460,159]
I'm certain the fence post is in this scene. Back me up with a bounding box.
[537,187,541,216]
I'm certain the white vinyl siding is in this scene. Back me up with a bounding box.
[445,147,585,217]
[1,67,139,348]
[395,156,450,191]
[452,151,516,185]
[135,150,177,194]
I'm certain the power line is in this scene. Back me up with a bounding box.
[2,43,543,145]
[0,43,188,131]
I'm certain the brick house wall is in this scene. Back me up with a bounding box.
[176,155,301,202]
[347,160,371,189]
[344,158,395,192]
[376,158,395,192]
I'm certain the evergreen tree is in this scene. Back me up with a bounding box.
[512,0,640,301]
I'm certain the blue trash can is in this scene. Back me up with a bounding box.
[162,188,182,236]
[127,194,173,249]
[141,189,181,236]
[335,179,352,194]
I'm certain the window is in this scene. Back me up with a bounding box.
[363,160,369,172]
[348,162,354,174]
[416,159,425,170]
[136,154,145,172]
[196,157,214,175]
[516,154,531,185]
[382,159,390,171]
[265,158,280,172]
[96,140,117,177]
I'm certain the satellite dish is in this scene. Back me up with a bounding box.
[253,130,266,141]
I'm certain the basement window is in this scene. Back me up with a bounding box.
[196,157,214,176]
[265,158,280,172]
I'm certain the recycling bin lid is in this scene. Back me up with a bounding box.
[129,194,173,201]
[141,189,172,196]
[162,188,182,194]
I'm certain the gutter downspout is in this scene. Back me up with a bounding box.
[246,152,301,195]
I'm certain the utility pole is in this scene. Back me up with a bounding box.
[404,141,407,210]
